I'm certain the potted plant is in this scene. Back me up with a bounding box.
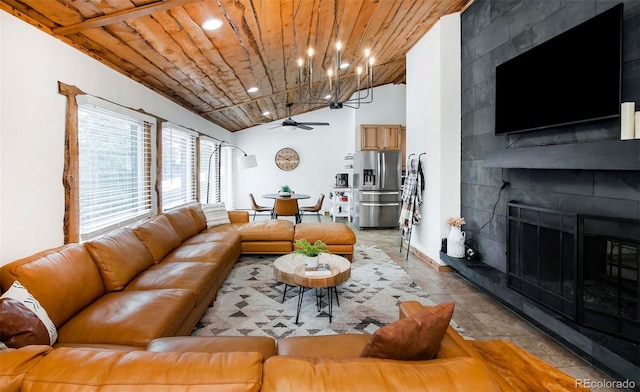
[278,185,292,197]
[293,239,328,268]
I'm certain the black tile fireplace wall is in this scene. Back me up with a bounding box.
[460,0,640,384]
[461,0,640,274]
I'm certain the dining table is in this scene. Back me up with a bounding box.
[262,193,310,200]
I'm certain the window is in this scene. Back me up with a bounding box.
[198,138,235,209]
[162,124,197,210]
[77,100,155,239]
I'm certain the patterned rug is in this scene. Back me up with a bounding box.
[192,245,468,339]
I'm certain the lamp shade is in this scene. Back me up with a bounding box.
[237,154,257,169]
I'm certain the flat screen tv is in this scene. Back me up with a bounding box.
[495,3,622,135]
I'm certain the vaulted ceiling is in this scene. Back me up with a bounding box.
[2,0,473,131]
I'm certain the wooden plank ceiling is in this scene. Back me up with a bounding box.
[2,0,473,132]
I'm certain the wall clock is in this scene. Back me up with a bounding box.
[274,148,299,171]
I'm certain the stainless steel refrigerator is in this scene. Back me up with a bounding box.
[353,151,402,228]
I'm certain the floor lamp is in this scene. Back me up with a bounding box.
[206,143,257,203]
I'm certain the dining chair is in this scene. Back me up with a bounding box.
[249,193,273,221]
[272,198,301,224]
[299,193,325,222]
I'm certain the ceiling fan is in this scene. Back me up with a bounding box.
[268,103,329,130]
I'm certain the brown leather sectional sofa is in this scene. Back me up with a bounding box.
[1,205,579,391]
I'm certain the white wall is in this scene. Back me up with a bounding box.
[234,84,406,214]
[0,11,232,264]
[406,13,461,264]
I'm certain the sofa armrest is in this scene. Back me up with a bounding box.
[228,211,249,223]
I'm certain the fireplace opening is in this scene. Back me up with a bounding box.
[507,202,639,345]
[579,215,639,342]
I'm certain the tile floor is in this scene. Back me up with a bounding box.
[298,214,620,392]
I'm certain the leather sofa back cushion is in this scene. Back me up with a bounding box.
[22,348,263,392]
[0,244,105,327]
[164,207,200,242]
[262,356,502,392]
[360,301,455,361]
[187,204,208,232]
[133,215,181,262]
[85,228,154,291]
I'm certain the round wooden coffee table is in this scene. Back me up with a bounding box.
[273,253,351,324]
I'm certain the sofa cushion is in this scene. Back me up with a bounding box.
[133,215,181,262]
[57,289,195,347]
[207,220,294,242]
[22,348,263,392]
[187,204,207,231]
[147,336,277,360]
[262,356,502,392]
[164,207,201,242]
[85,228,154,292]
[0,244,105,328]
[125,262,218,304]
[360,302,454,361]
[163,241,241,266]
[201,202,231,227]
[0,345,52,392]
[278,334,370,358]
[0,281,57,347]
[294,222,356,245]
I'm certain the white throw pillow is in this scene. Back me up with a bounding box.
[1,281,58,345]
[201,203,231,228]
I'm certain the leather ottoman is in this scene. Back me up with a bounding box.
[294,223,356,260]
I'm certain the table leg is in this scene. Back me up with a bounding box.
[295,286,305,324]
[328,286,333,323]
[333,286,340,307]
[282,284,288,303]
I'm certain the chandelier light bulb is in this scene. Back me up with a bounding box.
[357,66,363,75]
[369,57,374,66]
[364,48,371,58]
[327,69,333,77]
[297,58,303,67]
[307,48,314,57]
[336,42,342,51]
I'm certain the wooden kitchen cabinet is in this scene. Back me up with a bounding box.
[360,124,402,150]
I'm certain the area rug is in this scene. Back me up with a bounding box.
[192,245,468,339]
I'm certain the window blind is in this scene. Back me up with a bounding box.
[78,104,153,238]
[162,124,197,210]
[199,137,216,203]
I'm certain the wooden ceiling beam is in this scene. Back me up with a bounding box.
[52,0,203,36]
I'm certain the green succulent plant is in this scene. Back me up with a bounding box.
[280,185,291,193]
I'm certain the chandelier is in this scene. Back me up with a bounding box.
[296,1,374,109]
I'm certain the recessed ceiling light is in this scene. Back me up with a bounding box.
[202,18,223,31]
[247,87,259,93]
[339,62,350,69]
[262,111,270,116]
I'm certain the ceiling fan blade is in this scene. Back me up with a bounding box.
[299,122,330,126]
[296,124,314,130]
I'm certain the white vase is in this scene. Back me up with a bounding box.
[305,255,319,269]
[447,226,466,258]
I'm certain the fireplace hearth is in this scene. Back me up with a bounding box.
[507,202,639,345]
